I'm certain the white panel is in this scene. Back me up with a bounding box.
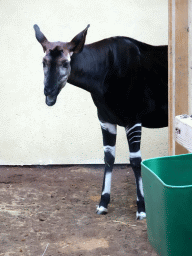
[175,115,192,152]
[0,0,168,165]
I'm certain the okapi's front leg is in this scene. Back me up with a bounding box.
[125,123,146,220]
[96,121,117,214]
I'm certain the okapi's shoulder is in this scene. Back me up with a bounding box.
[85,36,142,52]
[86,36,143,66]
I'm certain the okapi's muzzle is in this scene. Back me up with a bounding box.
[46,94,58,106]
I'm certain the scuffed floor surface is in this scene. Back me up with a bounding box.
[0,165,157,256]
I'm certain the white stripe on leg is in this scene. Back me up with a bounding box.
[102,172,112,195]
[125,123,141,135]
[138,177,144,197]
[103,145,116,158]
[100,121,117,134]
[129,150,141,159]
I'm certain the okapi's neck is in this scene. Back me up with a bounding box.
[67,45,106,98]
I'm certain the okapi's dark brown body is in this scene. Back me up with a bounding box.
[34,24,168,219]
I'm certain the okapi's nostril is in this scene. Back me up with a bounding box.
[44,88,55,96]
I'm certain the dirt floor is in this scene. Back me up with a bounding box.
[0,164,158,256]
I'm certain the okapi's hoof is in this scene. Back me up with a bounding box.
[136,211,146,220]
[96,205,108,215]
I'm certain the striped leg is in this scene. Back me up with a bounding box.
[125,123,146,220]
[96,121,117,214]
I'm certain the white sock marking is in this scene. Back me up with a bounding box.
[130,150,141,159]
[102,172,112,195]
[125,123,141,135]
[103,145,116,158]
[96,206,108,213]
[136,211,146,220]
[100,121,117,134]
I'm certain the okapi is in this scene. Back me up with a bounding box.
[34,24,168,220]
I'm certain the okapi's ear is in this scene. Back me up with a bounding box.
[67,24,90,54]
[33,24,48,52]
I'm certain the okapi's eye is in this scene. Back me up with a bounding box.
[62,61,69,68]
[43,61,46,68]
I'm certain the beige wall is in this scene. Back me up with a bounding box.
[0,0,168,165]
[189,0,192,115]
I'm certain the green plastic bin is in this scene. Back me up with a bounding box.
[141,153,192,256]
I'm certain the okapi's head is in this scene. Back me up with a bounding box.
[33,24,90,106]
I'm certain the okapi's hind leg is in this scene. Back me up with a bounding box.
[96,121,117,214]
[125,123,146,220]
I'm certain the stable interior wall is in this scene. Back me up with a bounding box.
[0,0,168,165]
[189,0,192,115]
